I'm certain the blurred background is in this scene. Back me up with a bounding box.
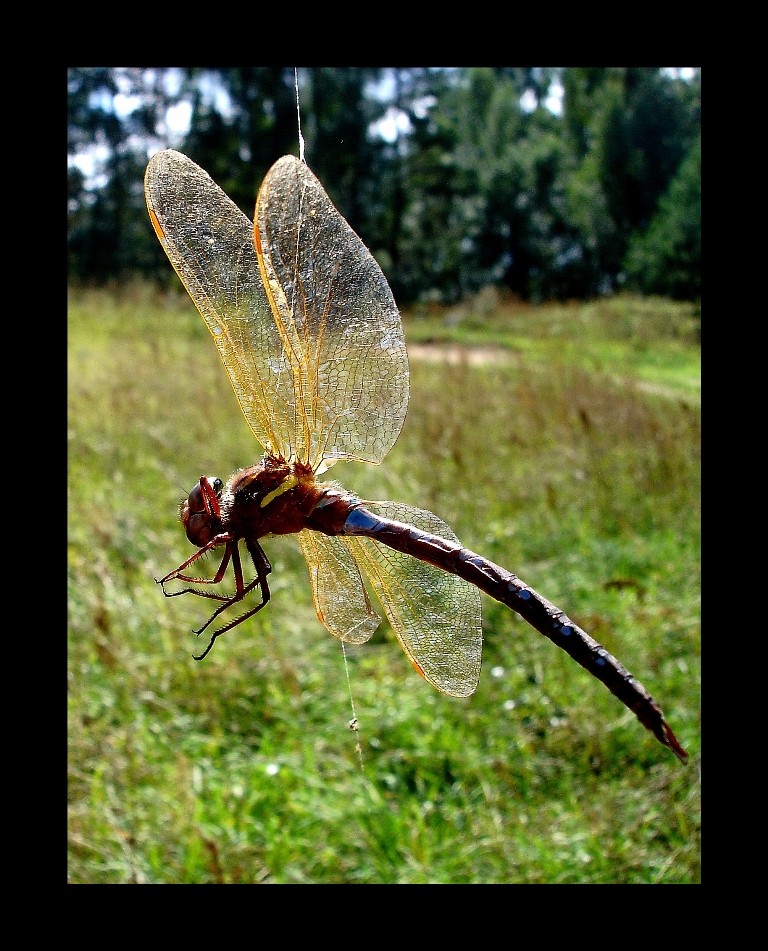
[68,66,700,307]
[68,66,700,884]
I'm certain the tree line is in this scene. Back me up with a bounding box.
[67,67,700,305]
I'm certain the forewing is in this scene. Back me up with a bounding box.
[255,156,409,472]
[145,150,409,473]
[298,531,381,644]
[144,149,294,457]
[343,503,483,697]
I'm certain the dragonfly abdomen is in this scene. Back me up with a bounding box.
[343,505,687,763]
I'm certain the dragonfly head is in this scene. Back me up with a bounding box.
[180,476,224,547]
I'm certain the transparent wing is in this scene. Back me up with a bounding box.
[144,149,293,458]
[256,156,409,472]
[145,150,410,473]
[298,530,381,644]
[343,503,483,698]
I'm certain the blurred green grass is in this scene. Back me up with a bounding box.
[68,283,700,884]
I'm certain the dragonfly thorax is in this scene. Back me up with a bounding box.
[218,456,328,541]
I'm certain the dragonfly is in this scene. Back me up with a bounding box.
[145,149,687,764]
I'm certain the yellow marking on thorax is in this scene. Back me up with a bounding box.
[260,473,299,508]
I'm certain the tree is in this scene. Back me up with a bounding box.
[67,66,701,303]
[390,67,576,302]
[68,67,183,280]
[624,134,701,300]
[561,67,700,295]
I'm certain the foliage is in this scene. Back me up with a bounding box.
[68,285,700,884]
[67,68,175,281]
[624,136,702,301]
[561,67,700,297]
[67,67,700,306]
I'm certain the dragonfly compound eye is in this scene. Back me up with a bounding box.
[184,510,218,547]
[186,477,222,514]
[187,486,204,513]
[180,477,223,546]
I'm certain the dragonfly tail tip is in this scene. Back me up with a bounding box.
[662,722,688,764]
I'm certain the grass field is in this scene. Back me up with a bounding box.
[68,284,700,884]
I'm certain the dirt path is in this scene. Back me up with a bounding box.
[407,343,513,366]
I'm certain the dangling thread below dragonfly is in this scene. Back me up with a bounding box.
[145,149,687,764]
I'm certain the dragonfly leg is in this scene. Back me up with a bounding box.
[156,533,234,593]
[192,540,272,661]
[158,542,238,606]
